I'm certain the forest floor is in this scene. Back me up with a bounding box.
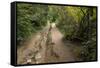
[17,24,82,64]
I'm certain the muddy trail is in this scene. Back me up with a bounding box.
[17,24,82,64]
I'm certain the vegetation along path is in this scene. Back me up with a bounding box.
[17,4,97,64]
[17,23,82,64]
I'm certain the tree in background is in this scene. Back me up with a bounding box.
[17,3,97,61]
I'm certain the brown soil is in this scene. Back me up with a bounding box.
[17,25,82,65]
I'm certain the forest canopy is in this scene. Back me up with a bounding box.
[17,3,97,61]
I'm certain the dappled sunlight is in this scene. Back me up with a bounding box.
[17,3,97,65]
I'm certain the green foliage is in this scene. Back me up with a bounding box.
[55,6,97,61]
[16,3,97,61]
[17,3,48,44]
[79,8,97,61]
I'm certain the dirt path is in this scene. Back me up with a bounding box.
[17,24,81,64]
[50,27,76,62]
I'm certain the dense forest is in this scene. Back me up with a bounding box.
[17,3,97,64]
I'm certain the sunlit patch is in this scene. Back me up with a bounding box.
[51,23,56,28]
[13,2,97,65]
